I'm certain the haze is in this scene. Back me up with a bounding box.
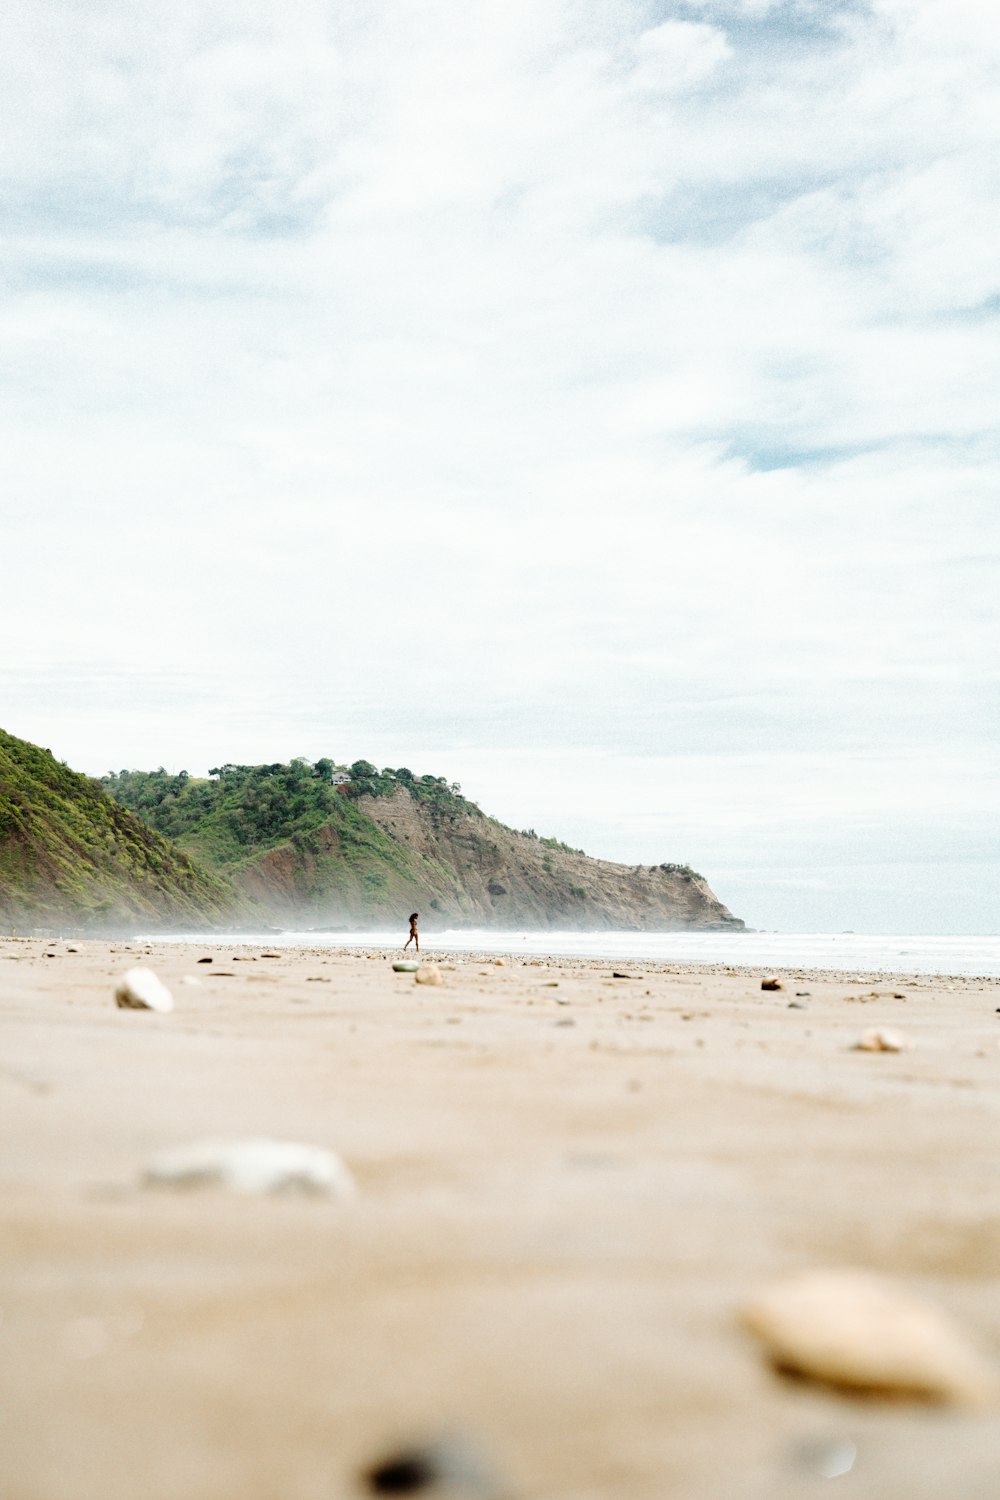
[2,0,997,934]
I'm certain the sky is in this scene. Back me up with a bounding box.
[2,0,998,934]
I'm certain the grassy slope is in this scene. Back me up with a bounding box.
[102,763,474,922]
[0,730,236,926]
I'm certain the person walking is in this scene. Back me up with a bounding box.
[403,912,419,953]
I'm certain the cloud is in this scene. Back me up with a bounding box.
[1,0,998,932]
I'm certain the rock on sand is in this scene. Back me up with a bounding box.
[855,1027,912,1052]
[142,1138,356,1198]
[415,964,443,986]
[114,967,174,1013]
[741,1268,998,1405]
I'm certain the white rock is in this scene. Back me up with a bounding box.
[143,1138,356,1198]
[855,1027,911,1052]
[415,964,443,986]
[741,1269,998,1405]
[114,967,174,1013]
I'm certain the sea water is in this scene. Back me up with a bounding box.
[141,929,1000,978]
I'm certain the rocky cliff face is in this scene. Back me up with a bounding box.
[353,788,743,931]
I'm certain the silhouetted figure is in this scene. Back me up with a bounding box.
[403,912,419,954]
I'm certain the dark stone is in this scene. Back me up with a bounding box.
[363,1437,499,1496]
[197,956,213,963]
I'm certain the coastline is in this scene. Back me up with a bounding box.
[3,936,1000,1499]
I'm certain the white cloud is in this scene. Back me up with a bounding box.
[1,0,998,932]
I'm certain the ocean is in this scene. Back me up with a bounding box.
[141,929,1000,978]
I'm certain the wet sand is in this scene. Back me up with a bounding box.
[2,937,1000,1499]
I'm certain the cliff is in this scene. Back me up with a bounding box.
[352,786,742,930]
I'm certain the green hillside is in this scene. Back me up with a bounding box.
[0,729,236,928]
[103,759,744,932]
[102,760,483,922]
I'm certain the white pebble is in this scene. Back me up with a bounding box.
[114,967,174,1013]
[855,1027,911,1052]
[142,1138,356,1198]
[741,1269,998,1405]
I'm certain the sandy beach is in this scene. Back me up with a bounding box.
[3,937,1000,1500]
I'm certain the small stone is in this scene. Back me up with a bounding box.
[114,967,174,1013]
[363,1436,501,1496]
[612,971,633,980]
[855,1027,911,1052]
[741,1269,998,1405]
[179,975,202,987]
[415,965,443,986]
[493,959,505,966]
[143,1138,356,1198]
[787,1000,807,1009]
[197,956,213,964]
[761,977,783,991]
[795,991,811,997]
[393,961,420,972]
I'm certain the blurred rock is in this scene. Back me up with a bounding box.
[143,1138,356,1198]
[855,1027,911,1052]
[741,1268,999,1405]
[114,967,173,1013]
[363,1436,504,1496]
[415,965,443,986]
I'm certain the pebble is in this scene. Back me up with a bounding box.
[761,977,783,991]
[363,1436,502,1496]
[415,965,443,986]
[787,1000,807,1009]
[741,1268,998,1405]
[143,1138,356,1198]
[393,961,420,972]
[114,967,174,1013]
[855,1027,911,1052]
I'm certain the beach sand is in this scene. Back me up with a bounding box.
[2,937,1000,1499]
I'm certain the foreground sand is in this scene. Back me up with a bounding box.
[2,937,1000,1499]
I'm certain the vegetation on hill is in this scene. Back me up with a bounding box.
[0,729,234,927]
[102,759,478,922]
[96,753,743,932]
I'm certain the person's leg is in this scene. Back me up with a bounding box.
[403,934,412,951]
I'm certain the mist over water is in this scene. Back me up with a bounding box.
[143,930,1000,978]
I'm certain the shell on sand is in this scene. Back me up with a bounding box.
[855,1027,911,1052]
[741,1269,999,1405]
[415,964,443,986]
[143,1138,356,1198]
[114,967,174,1013]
